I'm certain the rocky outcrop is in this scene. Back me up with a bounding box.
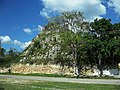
[20,29,62,64]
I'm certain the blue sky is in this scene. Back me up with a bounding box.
[0,0,120,51]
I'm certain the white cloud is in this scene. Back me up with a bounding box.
[23,26,42,34]
[108,0,120,16]
[40,9,50,18]
[14,40,22,46]
[40,0,106,20]
[23,28,32,34]
[0,35,31,50]
[21,41,31,49]
[38,25,43,31]
[13,40,31,49]
[0,35,12,44]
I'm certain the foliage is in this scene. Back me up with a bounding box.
[49,11,91,76]
[90,18,120,76]
[0,48,20,67]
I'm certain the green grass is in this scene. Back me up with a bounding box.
[0,80,120,90]
[0,72,120,79]
[0,72,69,77]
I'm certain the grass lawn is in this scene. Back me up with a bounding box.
[0,78,120,90]
[1,73,120,79]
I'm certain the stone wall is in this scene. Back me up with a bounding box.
[1,64,119,77]
[0,67,10,73]
[11,64,74,75]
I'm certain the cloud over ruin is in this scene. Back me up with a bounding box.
[40,0,106,21]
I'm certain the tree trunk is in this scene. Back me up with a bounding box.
[74,65,79,76]
[99,59,103,77]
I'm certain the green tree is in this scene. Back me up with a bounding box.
[0,47,5,57]
[90,18,120,76]
[107,22,120,67]
[5,48,20,66]
[0,47,6,67]
[51,11,91,76]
